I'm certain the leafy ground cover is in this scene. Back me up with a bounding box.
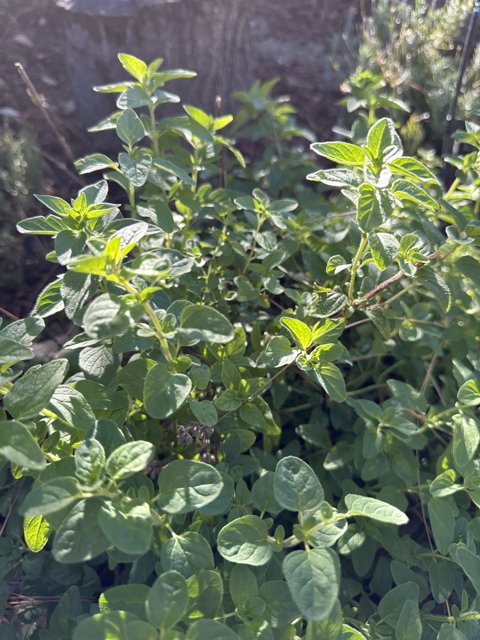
[0,50,480,639]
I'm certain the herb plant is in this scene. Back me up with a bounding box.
[353,0,480,149]
[1,53,480,640]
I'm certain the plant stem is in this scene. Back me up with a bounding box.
[242,214,265,275]
[348,233,368,304]
[148,104,160,156]
[128,183,137,219]
[423,613,480,623]
[120,279,172,363]
[445,177,460,199]
[143,303,173,364]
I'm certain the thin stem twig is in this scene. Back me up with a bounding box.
[356,250,440,305]
[14,62,77,166]
[0,306,20,321]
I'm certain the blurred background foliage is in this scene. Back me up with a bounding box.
[346,0,480,152]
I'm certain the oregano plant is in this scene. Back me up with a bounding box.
[1,53,480,640]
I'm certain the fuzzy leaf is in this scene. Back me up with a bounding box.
[344,495,408,525]
[274,456,324,517]
[283,548,339,621]
[144,362,192,419]
[217,515,273,566]
[311,142,366,166]
[157,459,223,514]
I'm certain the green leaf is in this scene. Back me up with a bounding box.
[437,624,468,640]
[0,420,46,470]
[73,611,157,640]
[146,571,188,630]
[17,215,69,235]
[116,108,145,146]
[117,358,148,399]
[312,318,345,344]
[34,194,73,216]
[0,338,33,365]
[455,546,480,594]
[215,389,242,412]
[197,471,234,516]
[357,184,385,232]
[311,142,366,166]
[183,104,211,128]
[157,459,223,514]
[137,199,175,233]
[455,255,480,287]
[68,255,107,277]
[252,471,282,515]
[153,157,194,186]
[217,515,273,566]
[144,363,192,419]
[229,565,258,609]
[118,150,152,187]
[392,179,439,210]
[34,278,64,317]
[186,619,240,640]
[239,402,265,429]
[106,441,155,480]
[309,342,344,365]
[54,230,86,265]
[75,153,116,174]
[19,477,80,516]
[378,582,419,627]
[94,81,135,93]
[366,118,402,161]
[340,625,368,639]
[344,495,408,525]
[82,295,130,340]
[189,399,218,427]
[368,232,400,271]
[283,548,339,621]
[389,156,439,184]
[305,600,342,639]
[257,336,297,368]
[52,498,109,563]
[79,344,118,385]
[452,413,480,472]
[457,379,480,407]
[117,86,152,109]
[307,291,348,318]
[186,570,223,620]
[428,498,456,554]
[48,385,96,431]
[179,305,234,344]
[118,53,148,82]
[98,500,152,555]
[4,359,68,420]
[161,531,214,578]
[99,584,150,619]
[313,363,346,402]
[395,599,422,640]
[274,456,324,517]
[430,470,462,498]
[0,315,44,345]
[23,515,50,553]
[260,580,301,627]
[280,317,312,350]
[306,168,362,187]
[74,438,105,488]
[417,268,451,312]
